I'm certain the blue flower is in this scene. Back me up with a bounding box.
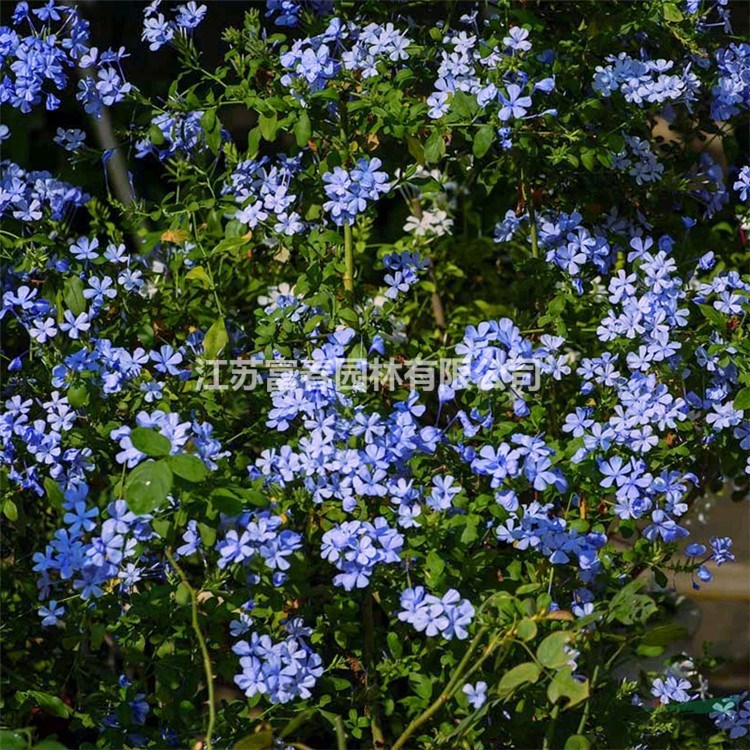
[651,675,693,704]
[462,681,487,709]
[175,2,207,30]
[38,600,64,626]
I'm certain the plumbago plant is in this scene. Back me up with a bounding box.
[1,0,750,748]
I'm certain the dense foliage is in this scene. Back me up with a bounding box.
[1,1,750,748]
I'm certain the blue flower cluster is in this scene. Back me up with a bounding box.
[215,510,302,584]
[112,409,227,470]
[711,43,750,120]
[0,0,132,119]
[266,0,333,28]
[651,675,693,704]
[232,624,324,704]
[0,2,89,114]
[142,0,207,52]
[32,484,155,604]
[322,157,390,226]
[0,160,89,221]
[711,695,750,740]
[612,135,665,186]
[321,518,403,590]
[0,389,92,495]
[592,53,700,106]
[135,110,209,161]
[497,500,606,576]
[383,251,429,300]
[453,318,573,414]
[280,17,411,96]
[426,21,556,138]
[398,586,475,640]
[225,154,305,236]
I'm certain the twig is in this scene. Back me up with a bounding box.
[335,715,347,750]
[409,198,446,330]
[343,223,355,299]
[520,170,539,259]
[363,593,386,749]
[391,626,490,750]
[165,549,216,750]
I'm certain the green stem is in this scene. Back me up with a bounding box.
[343,223,355,299]
[363,594,385,749]
[543,703,560,750]
[391,626,490,750]
[335,715,347,750]
[527,188,539,260]
[576,664,599,735]
[165,549,216,750]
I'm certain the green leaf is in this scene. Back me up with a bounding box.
[409,672,433,702]
[125,460,173,514]
[233,731,273,750]
[661,696,740,715]
[497,662,541,697]
[201,109,222,155]
[175,582,191,606]
[3,498,18,522]
[201,108,217,135]
[44,477,64,510]
[0,730,27,750]
[21,690,71,718]
[547,668,589,709]
[733,387,750,411]
[259,113,278,141]
[517,618,538,642]
[424,131,445,163]
[425,550,445,580]
[662,3,683,22]
[67,384,89,408]
[697,303,726,329]
[564,734,591,750]
[387,631,403,659]
[34,741,69,750]
[210,488,245,516]
[406,136,424,164]
[580,148,596,172]
[130,427,171,457]
[451,91,477,119]
[169,454,208,483]
[149,124,165,146]
[203,317,229,359]
[294,110,312,147]
[641,624,688,646]
[185,266,212,289]
[473,124,494,158]
[62,276,86,316]
[536,631,572,669]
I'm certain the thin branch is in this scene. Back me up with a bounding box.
[165,549,216,750]
[391,626,490,750]
[363,593,386,749]
[410,197,446,330]
[343,223,355,299]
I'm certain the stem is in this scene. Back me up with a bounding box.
[527,188,539,260]
[343,223,355,299]
[391,626,490,750]
[543,704,560,750]
[335,715,347,750]
[576,664,599,735]
[165,549,216,750]
[363,594,385,749]
[520,169,539,259]
[409,197,446,330]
